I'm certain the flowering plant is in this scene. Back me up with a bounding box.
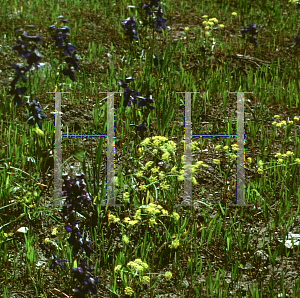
[48,167,99,297]
[124,136,208,206]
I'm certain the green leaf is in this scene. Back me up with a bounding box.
[72,146,85,163]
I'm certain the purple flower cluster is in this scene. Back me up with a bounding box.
[48,15,80,82]
[240,23,259,46]
[9,16,80,132]
[118,73,155,139]
[26,97,46,130]
[61,171,93,222]
[10,28,43,107]
[49,167,99,297]
[119,1,168,140]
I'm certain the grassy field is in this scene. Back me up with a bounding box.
[1,0,300,297]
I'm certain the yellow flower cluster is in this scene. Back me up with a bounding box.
[127,258,149,271]
[124,287,134,296]
[201,15,224,37]
[124,217,139,226]
[122,235,130,245]
[108,214,120,225]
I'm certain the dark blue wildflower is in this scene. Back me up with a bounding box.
[82,232,97,258]
[240,23,258,46]
[71,259,99,297]
[151,5,167,31]
[153,56,163,66]
[49,251,68,270]
[48,16,80,82]
[130,123,148,132]
[10,33,43,106]
[26,97,46,130]
[142,0,159,15]
[121,16,139,42]
[292,37,300,47]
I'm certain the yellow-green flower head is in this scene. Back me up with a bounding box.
[123,192,130,199]
[274,115,280,118]
[178,175,184,182]
[52,228,58,236]
[288,121,293,125]
[136,170,143,178]
[230,154,237,160]
[132,259,148,270]
[160,181,170,190]
[142,276,150,284]
[219,24,225,28]
[192,177,197,185]
[159,171,165,180]
[122,235,130,245]
[161,209,169,215]
[213,18,218,24]
[281,120,287,125]
[150,175,158,183]
[181,155,185,164]
[275,152,282,158]
[215,145,222,151]
[204,26,210,31]
[295,158,300,164]
[145,204,160,215]
[257,168,263,174]
[114,265,122,273]
[138,147,144,156]
[213,159,220,165]
[196,160,204,167]
[152,136,168,142]
[166,140,176,151]
[277,158,284,164]
[207,21,214,26]
[109,214,117,222]
[151,166,159,174]
[145,161,154,169]
[148,218,157,227]
[141,137,151,146]
[44,238,50,244]
[124,287,134,296]
[294,116,299,121]
[184,27,190,33]
[191,142,200,150]
[153,149,158,155]
[232,12,237,16]
[172,212,180,221]
[286,151,294,156]
[124,217,138,226]
[202,20,208,25]
[165,271,173,280]
[162,152,171,162]
[171,166,177,173]
[153,139,161,147]
[169,238,180,249]
[134,209,142,220]
[247,157,252,164]
[258,160,263,167]
[276,123,283,127]
[223,146,228,150]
